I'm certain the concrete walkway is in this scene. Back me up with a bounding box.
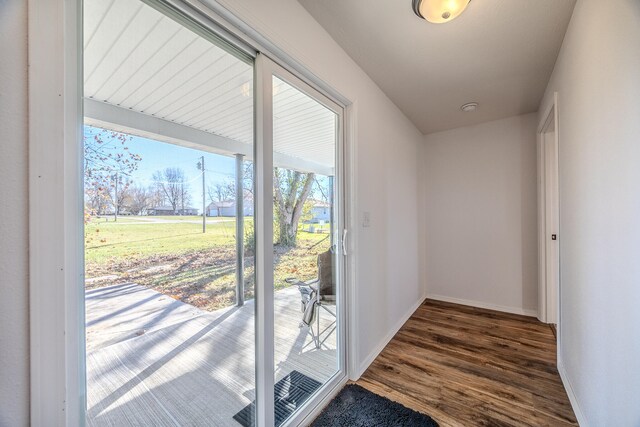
[85,283,337,426]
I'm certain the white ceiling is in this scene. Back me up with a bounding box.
[299,0,576,134]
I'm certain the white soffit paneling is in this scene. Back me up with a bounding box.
[273,77,336,172]
[84,0,336,173]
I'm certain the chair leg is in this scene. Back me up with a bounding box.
[315,304,321,349]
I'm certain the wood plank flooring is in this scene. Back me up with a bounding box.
[357,299,577,427]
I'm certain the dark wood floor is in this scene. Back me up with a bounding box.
[357,299,577,427]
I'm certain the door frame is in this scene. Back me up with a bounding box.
[537,92,560,332]
[28,0,354,425]
[257,53,349,427]
[28,0,85,424]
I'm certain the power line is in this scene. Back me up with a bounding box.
[88,170,205,186]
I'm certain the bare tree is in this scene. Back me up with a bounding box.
[83,127,141,219]
[148,183,165,209]
[103,174,131,216]
[273,168,315,246]
[127,185,151,215]
[207,181,234,204]
[179,182,191,214]
[153,168,189,214]
[85,180,110,215]
[207,161,253,207]
[313,176,330,204]
[241,161,254,196]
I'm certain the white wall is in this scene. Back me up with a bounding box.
[0,3,425,422]
[0,0,30,425]
[421,113,538,315]
[538,0,640,425]
[209,0,425,375]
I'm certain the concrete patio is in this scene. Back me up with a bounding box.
[85,283,337,426]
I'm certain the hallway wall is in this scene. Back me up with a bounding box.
[420,113,538,315]
[538,0,640,424]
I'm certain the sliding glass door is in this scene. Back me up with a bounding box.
[83,1,257,425]
[270,69,344,426]
[82,2,345,426]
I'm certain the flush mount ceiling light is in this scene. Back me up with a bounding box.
[412,0,471,23]
[461,102,478,112]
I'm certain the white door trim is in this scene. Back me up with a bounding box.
[253,52,276,427]
[28,1,355,424]
[28,0,85,425]
[537,92,560,329]
[262,55,349,427]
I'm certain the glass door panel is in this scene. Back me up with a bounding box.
[83,3,345,425]
[83,0,256,425]
[270,73,342,425]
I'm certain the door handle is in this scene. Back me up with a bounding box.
[342,229,348,256]
[551,234,557,240]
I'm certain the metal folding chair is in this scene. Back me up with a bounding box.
[286,248,336,349]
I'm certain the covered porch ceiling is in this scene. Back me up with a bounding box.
[83,0,336,176]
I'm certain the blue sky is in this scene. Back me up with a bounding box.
[85,125,330,208]
[85,124,237,188]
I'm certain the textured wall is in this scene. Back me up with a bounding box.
[538,0,640,424]
[422,113,538,315]
[211,0,425,374]
[0,0,30,425]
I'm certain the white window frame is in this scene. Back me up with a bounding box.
[28,1,356,425]
[28,0,85,425]
[259,54,349,427]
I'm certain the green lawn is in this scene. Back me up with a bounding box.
[85,215,330,311]
[86,216,240,264]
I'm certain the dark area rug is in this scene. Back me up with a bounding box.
[312,384,438,427]
[233,370,322,427]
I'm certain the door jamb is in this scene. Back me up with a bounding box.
[28,0,85,425]
[263,56,349,427]
[28,0,355,424]
[537,92,560,339]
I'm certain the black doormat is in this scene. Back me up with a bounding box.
[311,384,439,427]
[233,370,322,427]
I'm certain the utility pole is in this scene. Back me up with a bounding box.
[198,156,206,233]
[114,172,118,222]
[235,153,245,306]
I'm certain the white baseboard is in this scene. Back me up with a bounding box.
[425,293,537,317]
[557,357,588,427]
[354,293,427,379]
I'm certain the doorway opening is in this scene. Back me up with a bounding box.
[82,0,347,425]
[537,94,560,334]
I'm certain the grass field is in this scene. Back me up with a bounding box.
[85,215,330,311]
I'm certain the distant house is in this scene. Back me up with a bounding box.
[206,192,254,217]
[206,200,232,217]
[179,207,199,216]
[308,199,331,222]
[148,206,174,216]
[301,199,332,233]
[148,206,199,216]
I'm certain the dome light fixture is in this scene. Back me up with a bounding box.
[412,0,471,24]
[461,102,479,112]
